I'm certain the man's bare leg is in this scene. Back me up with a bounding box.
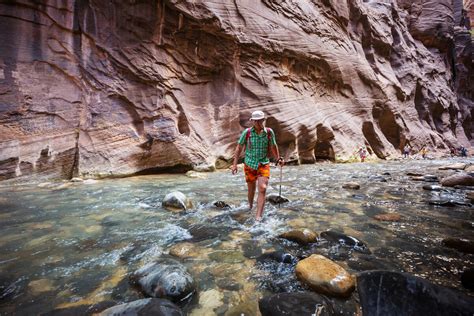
[255,176,269,221]
[247,181,256,210]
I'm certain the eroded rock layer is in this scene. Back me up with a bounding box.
[0,0,472,180]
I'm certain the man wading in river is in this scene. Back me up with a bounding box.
[231,110,284,221]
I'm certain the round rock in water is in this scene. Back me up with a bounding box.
[342,182,360,190]
[162,191,192,211]
[130,258,195,302]
[279,229,318,245]
[441,172,474,187]
[295,254,355,298]
[99,298,183,316]
[266,193,290,204]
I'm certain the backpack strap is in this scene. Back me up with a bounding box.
[245,128,252,149]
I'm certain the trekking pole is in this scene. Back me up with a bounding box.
[278,161,283,208]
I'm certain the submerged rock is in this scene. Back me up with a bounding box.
[99,298,183,316]
[461,268,474,291]
[266,193,290,205]
[442,237,474,254]
[279,229,318,245]
[257,251,296,264]
[130,258,195,302]
[373,213,401,222]
[162,191,193,211]
[357,271,474,316]
[295,254,355,298]
[320,231,370,254]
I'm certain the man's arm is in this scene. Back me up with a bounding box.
[270,145,284,166]
[231,144,244,174]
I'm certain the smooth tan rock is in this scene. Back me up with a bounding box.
[439,163,466,170]
[374,213,401,222]
[279,229,318,245]
[465,165,474,173]
[28,279,55,295]
[295,254,355,297]
[441,173,474,187]
[169,242,201,258]
[342,182,360,190]
[185,171,208,179]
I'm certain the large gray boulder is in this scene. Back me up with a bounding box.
[357,271,474,316]
[130,258,195,302]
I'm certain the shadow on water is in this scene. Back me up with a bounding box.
[0,158,473,314]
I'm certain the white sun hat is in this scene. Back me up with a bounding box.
[250,110,265,121]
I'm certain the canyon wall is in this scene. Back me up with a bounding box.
[0,0,472,181]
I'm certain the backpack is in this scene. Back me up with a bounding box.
[245,127,273,150]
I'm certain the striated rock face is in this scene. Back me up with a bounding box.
[0,0,472,181]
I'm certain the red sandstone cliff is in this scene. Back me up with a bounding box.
[0,0,472,181]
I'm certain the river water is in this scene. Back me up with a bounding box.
[0,158,473,315]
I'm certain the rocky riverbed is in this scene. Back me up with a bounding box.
[0,158,473,315]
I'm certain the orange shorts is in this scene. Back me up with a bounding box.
[244,164,270,183]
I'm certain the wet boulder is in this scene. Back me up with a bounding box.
[342,182,360,190]
[439,163,467,170]
[162,191,193,211]
[130,258,195,302]
[442,237,474,254]
[441,172,474,187]
[257,251,296,264]
[369,175,387,182]
[373,213,401,222]
[295,254,355,298]
[428,200,470,207]
[422,184,443,191]
[357,271,474,316]
[212,201,230,209]
[259,292,358,316]
[320,231,370,254]
[99,298,183,316]
[266,193,290,205]
[461,268,474,291]
[279,229,318,245]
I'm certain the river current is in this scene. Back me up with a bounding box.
[0,158,473,315]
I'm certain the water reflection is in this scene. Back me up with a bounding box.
[0,158,473,314]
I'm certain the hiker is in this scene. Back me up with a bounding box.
[450,147,456,157]
[420,146,428,159]
[357,146,367,162]
[231,110,284,221]
[403,144,410,159]
[460,146,468,157]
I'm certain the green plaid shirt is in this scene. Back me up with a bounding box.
[238,127,277,170]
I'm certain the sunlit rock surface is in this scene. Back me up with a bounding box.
[0,0,472,181]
